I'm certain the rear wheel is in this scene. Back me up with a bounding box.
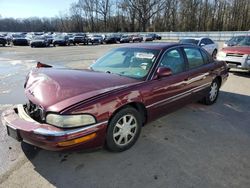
[106,107,142,152]
[203,79,220,105]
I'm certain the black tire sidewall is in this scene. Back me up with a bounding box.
[106,107,142,152]
[205,79,220,105]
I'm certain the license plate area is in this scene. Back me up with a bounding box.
[6,125,22,141]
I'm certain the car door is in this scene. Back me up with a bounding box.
[144,47,191,120]
[181,46,214,100]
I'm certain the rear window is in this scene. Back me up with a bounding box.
[180,39,199,45]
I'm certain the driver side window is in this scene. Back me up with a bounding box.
[159,49,185,74]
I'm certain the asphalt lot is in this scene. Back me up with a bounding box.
[0,42,250,188]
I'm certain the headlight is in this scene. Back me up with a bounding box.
[46,114,96,128]
[217,51,226,58]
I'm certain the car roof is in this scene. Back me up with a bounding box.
[122,42,187,50]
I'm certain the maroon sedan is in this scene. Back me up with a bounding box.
[1,43,228,152]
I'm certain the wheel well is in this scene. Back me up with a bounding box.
[108,102,148,126]
[215,76,222,88]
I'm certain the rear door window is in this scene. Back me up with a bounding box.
[183,47,205,69]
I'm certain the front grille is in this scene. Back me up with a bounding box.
[226,61,241,65]
[226,53,244,57]
[25,101,45,122]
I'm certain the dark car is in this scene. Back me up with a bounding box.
[53,35,70,46]
[30,36,49,48]
[1,43,228,152]
[0,35,7,46]
[223,35,247,47]
[12,34,30,46]
[143,34,154,42]
[72,33,88,45]
[120,35,132,43]
[104,35,117,44]
[149,33,162,40]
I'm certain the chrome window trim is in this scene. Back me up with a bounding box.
[148,45,186,80]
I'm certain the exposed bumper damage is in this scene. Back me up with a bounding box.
[1,105,107,151]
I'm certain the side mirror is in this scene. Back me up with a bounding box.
[155,67,172,79]
[200,43,205,47]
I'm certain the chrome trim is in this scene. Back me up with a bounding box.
[33,121,108,136]
[146,83,210,108]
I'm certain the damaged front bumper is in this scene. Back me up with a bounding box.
[1,105,108,151]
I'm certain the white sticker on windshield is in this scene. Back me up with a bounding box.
[136,53,154,59]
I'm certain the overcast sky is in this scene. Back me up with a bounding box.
[0,0,77,18]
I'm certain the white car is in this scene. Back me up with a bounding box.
[179,37,218,58]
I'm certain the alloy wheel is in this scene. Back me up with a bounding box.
[113,114,138,146]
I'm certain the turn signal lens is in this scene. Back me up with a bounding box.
[57,133,96,147]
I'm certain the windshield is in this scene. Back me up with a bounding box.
[229,36,245,43]
[13,34,23,38]
[91,48,160,79]
[238,36,250,46]
[179,39,199,45]
[55,35,64,40]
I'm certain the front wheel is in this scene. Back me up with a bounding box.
[203,79,220,105]
[106,107,142,152]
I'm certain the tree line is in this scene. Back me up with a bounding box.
[0,0,249,32]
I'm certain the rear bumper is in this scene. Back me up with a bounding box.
[1,105,107,151]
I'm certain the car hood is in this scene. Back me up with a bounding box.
[222,46,250,54]
[25,68,139,112]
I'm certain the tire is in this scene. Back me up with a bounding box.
[212,49,217,59]
[106,107,142,152]
[203,79,220,105]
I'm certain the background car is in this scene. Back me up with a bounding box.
[30,36,49,47]
[179,37,218,58]
[143,34,153,42]
[12,34,30,46]
[0,35,7,46]
[120,35,132,43]
[72,33,88,45]
[223,35,247,47]
[148,33,162,40]
[104,35,117,44]
[53,35,70,46]
[88,34,103,44]
[2,43,228,152]
[45,34,54,45]
[132,35,143,42]
[217,36,250,71]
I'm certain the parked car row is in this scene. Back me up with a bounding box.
[0,32,162,48]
